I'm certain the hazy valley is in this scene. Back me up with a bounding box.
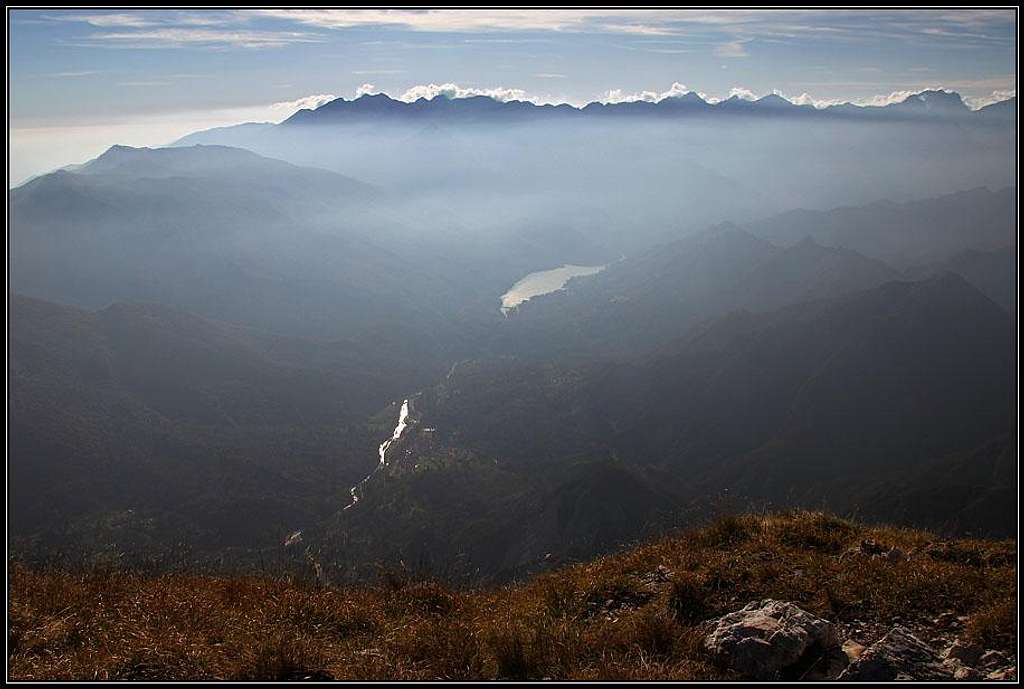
[10,90,1016,586]
[7,10,1019,677]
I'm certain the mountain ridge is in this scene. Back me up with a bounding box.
[281,88,1008,126]
[170,89,1014,147]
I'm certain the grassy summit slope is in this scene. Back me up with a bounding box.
[9,511,1015,681]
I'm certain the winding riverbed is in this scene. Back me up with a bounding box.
[377,399,410,466]
[344,398,413,511]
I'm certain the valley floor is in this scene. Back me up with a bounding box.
[7,511,1016,681]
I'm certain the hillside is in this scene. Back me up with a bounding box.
[349,274,1012,579]
[9,144,561,344]
[10,268,1012,583]
[499,184,1016,359]
[744,186,1014,268]
[500,224,903,356]
[8,512,1016,681]
[9,295,434,564]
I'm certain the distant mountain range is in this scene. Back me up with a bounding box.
[169,89,1014,239]
[283,89,1013,124]
[175,90,1015,145]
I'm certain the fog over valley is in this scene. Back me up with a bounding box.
[11,88,1015,580]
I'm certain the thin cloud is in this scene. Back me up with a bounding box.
[48,70,100,78]
[270,93,338,112]
[253,9,665,34]
[715,40,750,58]
[117,81,173,87]
[963,89,1016,110]
[252,8,1013,47]
[46,9,1015,55]
[46,11,235,29]
[602,82,698,104]
[47,11,324,49]
[87,28,324,49]
[726,86,758,100]
[397,82,541,104]
[46,12,157,28]
[616,43,696,55]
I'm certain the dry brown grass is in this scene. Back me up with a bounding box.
[8,511,1016,681]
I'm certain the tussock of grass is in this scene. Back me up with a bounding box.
[964,599,1017,649]
[8,511,1016,680]
[667,572,711,623]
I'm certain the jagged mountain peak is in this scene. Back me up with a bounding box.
[897,89,969,113]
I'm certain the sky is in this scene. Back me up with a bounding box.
[7,8,1018,185]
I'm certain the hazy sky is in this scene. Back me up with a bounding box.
[8,8,1017,185]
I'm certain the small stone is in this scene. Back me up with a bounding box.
[860,539,886,555]
[842,639,866,661]
[884,547,905,563]
[841,539,895,561]
[986,666,1017,681]
[979,650,1010,671]
[953,665,983,681]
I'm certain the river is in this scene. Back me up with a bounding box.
[344,398,412,511]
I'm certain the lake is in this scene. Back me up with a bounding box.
[500,264,605,315]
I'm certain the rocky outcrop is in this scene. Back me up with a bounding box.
[839,626,955,680]
[705,600,1017,682]
[703,599,837,678]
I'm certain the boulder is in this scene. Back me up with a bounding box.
[943,639,982,666]
[703,599,837,678]
[839,626,954,681]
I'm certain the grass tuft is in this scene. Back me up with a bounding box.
[667,572,712,623]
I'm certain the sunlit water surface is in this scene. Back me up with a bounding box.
[500,264,605,314]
